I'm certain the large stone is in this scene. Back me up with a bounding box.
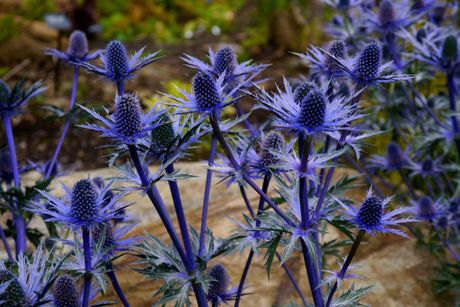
[6,162,447,305]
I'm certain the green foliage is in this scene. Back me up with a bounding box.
[0,16,19,44]
[19,0,56,20]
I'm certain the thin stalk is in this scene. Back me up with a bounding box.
[234,174,271,306]
[46,67,79,178]
[234,101,258,138]
[325,230,365,307]
[0,226,13,261]
[433,225,460,263]
[117,80,125,96]
[237,183,308,306]
[3,116,26,256]
[107,264,130,307]
[447,73,460,157]
[208,111,294,227]
[239,185,255,217]
[165,163,196,270]
[298,135,323,307]
[127,145,207,306]
[82,226,92,307]
[198,135,217,257]
[234,250,253,307]
[277,254,309,307]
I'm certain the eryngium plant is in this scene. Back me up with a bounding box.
[3,1,446,306]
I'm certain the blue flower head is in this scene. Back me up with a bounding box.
[410,196,442,222]
[0,270,25,307]
[338,188,413,236]
[259,132,285,168]
[30,178,125,229]
[45,30,100,64]
[147,112,207,161]
[80,92,166,145]
[0,80,47,118]
[293,81,316,104]
[257,78,363,137]
[75,40,161,84]
[321,41,411,87]
[53,275,79,307]
[296,41,347,77]
[163,72,243,115]
[363,0,420,34]
[400,28,460,73]
[181,46,267,91]
[207,264,237,305]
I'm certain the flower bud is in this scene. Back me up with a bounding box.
[354,42,382,81]
[71,179,98,222]
[208,264,230,299]
[379,0,395,25]
[0,270,25,307]
[357,196,383,228]
[53,275,80,307]
[114,93,142,137]
[67,30,88,59]
[293,82,316,105]
[193,72,221,110]
[106,41,129,80]
[151,113,175,151]
[214,47,236,76]
[442,35,458,64]
[298,89,326,130]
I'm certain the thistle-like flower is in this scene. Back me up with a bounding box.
[181,46,267,90]
[29,178,125,229]
[322,41,411,87]
[409,196,442,222]
[296,40,347,77]
[53,275,80,307]
[400,28,460,74]
[206,264,238,306]
[45,30,100,64]
[75,40,161,84]
[0,80,47,118]
[0,270,25,306]
[148,112,207,161]
[91,221,137,259]
[362,0,420,34]
[257,78,362,137]
[408,157,443,178]
[338,188,413,236]
[0,246,63,306]
[163,71,244,115]
[369,142,410,171]
[80,92,166,145]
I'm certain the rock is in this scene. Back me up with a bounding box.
[3,162,448,305]
[26,21,58,43]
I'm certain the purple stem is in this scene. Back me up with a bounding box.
[198,135,217,257]
[234,174,271,306]
[208,111,294,227]
[447,73,460,157]
[298,135,323,307]
[127,145,207,306]
[82,226,92,307]
[325,230,365,307]
[46,67,79,178]
[107,264,130,307]
[117,80,125,96]
[277,254,309,307]
[239,185,255,217]
[165,163,196,270]
[2,116,26,256]
[237,182,308,306]
[234,250,253,307]
[0,226,13,261]
[234,101,258,138]
[433,225,460,263]
[316,137,331,196]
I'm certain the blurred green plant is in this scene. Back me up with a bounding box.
[0,16,19,44]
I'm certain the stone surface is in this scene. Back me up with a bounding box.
[5,162,447,306]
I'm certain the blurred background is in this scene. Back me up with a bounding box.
[0,0,330,171]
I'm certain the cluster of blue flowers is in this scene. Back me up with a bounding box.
[1,0,458,306]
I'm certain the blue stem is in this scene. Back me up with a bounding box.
[82,226,92,307]
[237,183,308,306]
[234,174,271,306]
[2,116,26,256]
[198,135,217,257]
[165,163,196,270]
[298,135,323,307]
[234,101,258,138]
[0,226,13,261]
[208,111,294,227]
[325,230,365,307]
[447,73,460,157]
[107,264,130,307]
[46,67,79,178]
[127,145,207,306]
[117,80,125,96]
[234,250,253,307]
